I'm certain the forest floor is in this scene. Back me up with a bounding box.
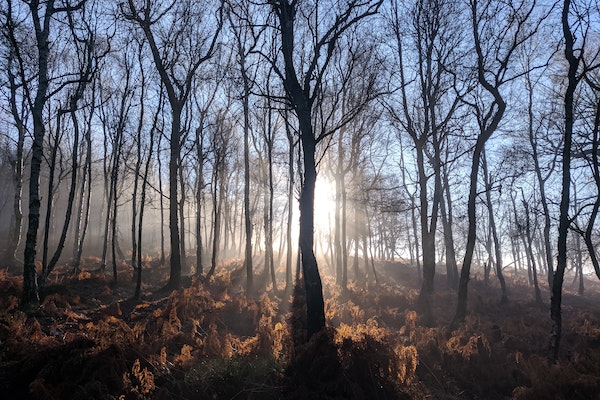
[1,258,600,399]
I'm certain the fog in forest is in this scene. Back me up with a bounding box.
[1,0,600,399]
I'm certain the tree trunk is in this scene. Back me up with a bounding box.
[167,109,182,288]
[582,93,600,280]
[298,110,326,339]
[440,166,458,289]
[575,233,583,295]
[42,113,62,277]
[74,117,93,273]
[111,130,122,283]
[550,0,577,362]
[131,89,144,281]
[527,75,555,289]
[135,102,157,299]
[158,132,166,266]
[285,114,294,292]
[243,90,253,293]
[178,156,188,274]
[100,121,113,272]
[207,150,223,281]
[42,96,84,286]
[267,122,276,291]
[454,142,485,324]
[4,65,25,267]
[21,0,59,307]
[522,196,542,304]
[195,125,205,277]
[482,148,507,302]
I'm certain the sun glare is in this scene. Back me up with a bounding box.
[288,177,338,264]
[313,177,337,236]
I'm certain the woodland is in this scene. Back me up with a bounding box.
[1,0,600,399]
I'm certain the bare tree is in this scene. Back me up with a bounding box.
[40,9,100,287]
[550,0,600,362]
[481,147,506,302]
[227,0,266,295]
[0,24,29,267]
[6,0,90,307]
[387,0,464,323]
[266,0,382,340]
[454,0,544,324]
[123,0,223,289]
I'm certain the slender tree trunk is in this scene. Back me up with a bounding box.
[21,1,54,307]
[550,0,577,361]
[207,151,223,280]
[178,157,187,274]
[454,142,485,324]
[522,196,542,304]
[243,92,253,292]
[74,121,92,273]
[195,125,205,277]
[440,166,458,289]
[482,148,507,302]
[131,93,144,281]
[285,115,294,292]
[341,188,348,288]
[100,121,113,272]
[582,95,600,280]
[135,103,157,299]
[5,66,25,266]
[167,109,182,288]
[72,147,86,269]
[334,172,342,285]
[42,96,84,286]
[267,126,276,291]
[416,144,441,324]
[575,233,583,295]
[42,113,62,276]
[111,131,122,283]
[158,132,166,265]
[527,75,555,289]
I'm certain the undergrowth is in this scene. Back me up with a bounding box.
[1,262,600,399]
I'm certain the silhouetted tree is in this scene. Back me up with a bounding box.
[123,0,223,289]
[267,0,382,339]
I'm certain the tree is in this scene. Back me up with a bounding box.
[7,0,90,307]
[40,9,100,287]
[72,75,96,273]
[123,0,223,289]
[226,0,269,294]
[575,78,600,280]
[0,23,29,267]
[523,53,559,289]
[454,0,543,324]
[481,146,507,302]
[519,189,543,304]
[387,0,464,322]
[550,0,600,361]
[267,0,382,340]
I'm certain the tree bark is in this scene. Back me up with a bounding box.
[4,63,26,267]
[550,0,578,362]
